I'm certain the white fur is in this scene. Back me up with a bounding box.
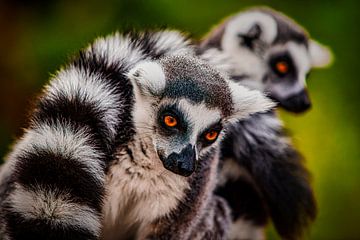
[91,33,145,67]
[127,61,166,96]
[127,61,167,144]
[177,99,221,143]
[228,218,265,240]
[200,48,265,92]
[46,66,122,142]
[289,42,311,81]
[102,135,190,239]
[221,42,265,87]
[127,64,160,145]
[8,184,101,236]
[309,39,333,68]
[226,11,278,44]
[228,81,275,121]
[220,11,277,83]
[14,121,104,183]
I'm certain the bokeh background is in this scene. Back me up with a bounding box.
[0,0,359,239]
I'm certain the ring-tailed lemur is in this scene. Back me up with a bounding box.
[0,30,274,239]
[198,7,332,240]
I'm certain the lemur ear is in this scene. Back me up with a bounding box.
[228,81,275,121]
[236,23,261,47]
[309,39,333,68]
[127,61,166,97]
[247,23,262,39]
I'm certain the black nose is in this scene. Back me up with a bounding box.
[280,89,312,113]
[161,144,196,177]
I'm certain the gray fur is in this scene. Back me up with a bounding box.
[161,55,233,115]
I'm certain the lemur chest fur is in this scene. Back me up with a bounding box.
[101,135,190,239]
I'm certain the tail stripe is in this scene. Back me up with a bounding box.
[20,122,105,182]
[5,184,101,237]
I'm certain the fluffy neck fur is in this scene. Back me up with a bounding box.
[101,134,190,240]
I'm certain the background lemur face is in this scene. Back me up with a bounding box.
[128,55,274,176]
[264,41,312,113]
[201,8,332,113]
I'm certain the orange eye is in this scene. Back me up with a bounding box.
[276,61,288,74]
[205,131,219,142]
[164,115,177,127]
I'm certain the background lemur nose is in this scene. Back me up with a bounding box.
[283,89,312,113]
[163,144,196,177]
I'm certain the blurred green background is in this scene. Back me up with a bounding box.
[0,0,359,239]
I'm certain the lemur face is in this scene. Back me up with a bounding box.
[201,8,332,113]
[154,99,223,176]
[264,42,312,113]
[128,55,274,176]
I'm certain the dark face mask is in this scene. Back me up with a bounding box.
[275,89,311,113]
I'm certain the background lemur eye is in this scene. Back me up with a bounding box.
[276,61,289,74]
[270,53,295,78]
[205,130,219,142]
[164,115,177,127]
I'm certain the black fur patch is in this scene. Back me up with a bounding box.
[216,175,268,225]
[238,23,262,50]
[130,31,166,59]
[163,78,209,105]
[4,211,97,240]
[219,112,317,239]
[268,51,297,80]
[33,94,113,158]
[14,148,105,212]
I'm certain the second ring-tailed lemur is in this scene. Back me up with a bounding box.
[0,30,274,239]
[198,7,332,240]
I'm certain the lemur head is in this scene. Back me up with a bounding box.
[200,7,332,113]
[128,55,274,176]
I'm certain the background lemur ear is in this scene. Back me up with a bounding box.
[309,39,333,68]
[127,61,166,97]
[228,81,275,121]
[246,23,262,39]
[237,23,262,49]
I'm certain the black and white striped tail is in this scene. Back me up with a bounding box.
[0,30,193,239]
